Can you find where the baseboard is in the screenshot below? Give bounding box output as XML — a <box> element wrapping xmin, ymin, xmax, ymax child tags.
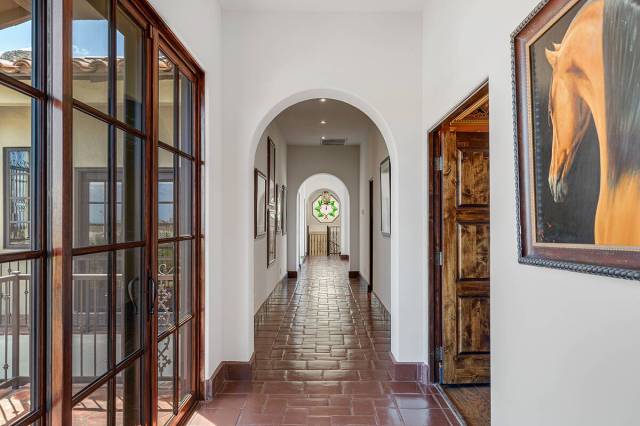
<box><xmin>204</xmin><ymin>354</ymin><xmax>255</xmax><ymax>399</ymax></box>
<box><xmin>389</xmin><ymin>353</ymin><xmax>430</xmax><ymax>386</ymax></box>
<box><xmin>340</xmin><ymin>254</ymin><xmax>349</xmax><ymax>261</ymax></box>
<box><xmin>254</xmin><ymin>273</ymin><xmax>288</xmax><ymax>317</ymax></box>
<box><xmin>287</xmin><ymin>270</ymin><xmax>297</xmax><ymax>278</ymax></box>
<box><xmin>348</xmin><ymin>270</ymin><xmax>359</xmax><ymax>278</ymax></box>
<box><xmin>367</xmin><ymin>289</ymin><xmax>430</xmax><ymax>387</ymax></box>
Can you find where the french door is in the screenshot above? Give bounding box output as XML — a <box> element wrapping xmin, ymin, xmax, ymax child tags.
<box><xmin>0</xmin><ymin>0</ymin><xmax>203</xmax><ymax>424</ymax></box>
<box><xmin>152</xmin><ymin>41</ymin><xmax>201</xmax><ymax>426</ymax></box>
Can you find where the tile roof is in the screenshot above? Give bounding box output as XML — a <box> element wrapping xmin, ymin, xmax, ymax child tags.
<box><xmin>0</xmin><ymin>50</ymin><xmax>174</xmax><ymax>77</ymax></box>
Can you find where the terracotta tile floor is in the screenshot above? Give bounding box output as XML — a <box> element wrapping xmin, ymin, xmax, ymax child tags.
<box><xmin>189</xmin><ymin>257</ymin><xmax>461</xmax><ymax>426</ymax></box>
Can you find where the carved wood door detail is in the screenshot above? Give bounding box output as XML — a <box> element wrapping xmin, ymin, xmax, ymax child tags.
<box><xmin>441</xmin><ymin>128</ymin><xmax>490</xmax><ymax>384</ymax></box>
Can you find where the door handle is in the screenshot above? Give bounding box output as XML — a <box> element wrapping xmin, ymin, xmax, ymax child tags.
<box><xmin>148</xmin><ymin>276</ymin><xmax>157</xmax><ymax>315</ymax></box>
<box><xmin>127</xmin><ymin>277</ymin><xmax>139</xmax><ymax>314</ymax></box>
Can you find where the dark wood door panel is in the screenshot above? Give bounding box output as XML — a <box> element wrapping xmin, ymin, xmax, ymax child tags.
<box><xmin>456</xmin><ymin>222</ymin><xmax>490</xmax><ymax>280</ymax></box>
<box><xmin>457</xmin><ymin>296</ymin><xmax>490</xmax><ymax>354</ymax></box>
<box><xmin>442</xmin><ymin>121</ymin><xmax>491</xmax><ymax>384</ymax></box>
<box><xmin>457</xmin><ymin>149</ymin><xmax>489</xmax><ymax>208</ymax></box>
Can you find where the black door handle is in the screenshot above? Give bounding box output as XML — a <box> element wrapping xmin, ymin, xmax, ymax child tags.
<box><xmin>149</xmin><ymin>276</ymin><xmax>157</xmax><ymax>315</ymax></box>
<box><xmin>127</xmin><ymin>277</ymin><xmax>139</xmax><ymax>314</ymax></box>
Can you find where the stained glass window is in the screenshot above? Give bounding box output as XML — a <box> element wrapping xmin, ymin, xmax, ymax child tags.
<box><xmin>312</xmin><ymin>191</ymin><xmax>340</xmax><ymax>223</ymax></box>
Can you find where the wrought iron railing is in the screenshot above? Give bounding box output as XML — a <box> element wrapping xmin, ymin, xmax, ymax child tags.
<box><xmin>0</xmin><ymin>265</ymin><xmax>30</xmax><ymax>389</ymax></box>
<box><xmin>328</xmin><ymin>226</ymin><xmax>340</xmax><ymax>255</ymax></box>
<box><xmin>0</xmin><ymin>261</ymin><xmax>176</xmax><ymax>390</ymax></box>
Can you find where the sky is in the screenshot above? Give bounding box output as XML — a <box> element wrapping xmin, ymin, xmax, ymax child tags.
<box><xmin>1</xmin><ymin>20</ymin><xmax>124</xmax><ymax>57</ymax></box>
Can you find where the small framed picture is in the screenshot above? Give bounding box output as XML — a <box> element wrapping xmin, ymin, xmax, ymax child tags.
<box><xmin>276</xmin><ymin>184</ymin><xmax>282</xmax><ymax>233</ymax></box>
<box><xmin>380</xmin><ymin>156</ymin><xmax>391</xmax><ymax>237</ymax></box>
<box><xmin>254</xmin><ymin>169</ymin><xmax>267</xmax><ymax>238</ymax></box>
<box><xmin>281</xmin><ymin>185</ymin><xmax>287</xmax><ymax>235</ymax></box>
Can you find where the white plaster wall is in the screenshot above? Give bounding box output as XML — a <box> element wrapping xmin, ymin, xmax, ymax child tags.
<box><xmin>286</xmin><ymin>146</ymin><xmax>359</xmax><ymax>272</ymax></box>
<box><xmin>147</xmin><ymin>0</ymin><xmax>223</xmax><ymax>378</ymax></box>
<box><xmin>253</xmin><ymin>122</ymin><xmax>288</xmax><ymax>313</ymax></box>
<box><xmin>223</xmin><ymin>11</ymin><xmax>424</xmax><ymax>362</ymax></box>
<box><xmin>359</xmin><ymin>126</ymin><xmax>391</xmax><ymax>311</ymax></box>
<box><xmin>423</xmin><ymin>1</ymin><xmax>640</xmax><ymax>424</ymax></box>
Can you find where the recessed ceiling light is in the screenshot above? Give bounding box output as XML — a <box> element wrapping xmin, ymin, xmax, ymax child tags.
<box><xmin>319</xmin><ymin>98</ymin><xmax>327</xmax><ymax>102</ymax></box>
<box><xmin>321</xmin><ymin>136</ymin><xmax>326</xmax><ymax>140</ymax></box>
<box><xmin>320</xmin><ymin>120</ymin><xmax>327</xmax><ymax>125</ymax></box>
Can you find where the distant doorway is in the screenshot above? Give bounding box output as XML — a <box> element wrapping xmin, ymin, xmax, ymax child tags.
<box><xmin>428</xmin><ymin>82</ymin><xmax>490</xmax><ymax>425</ymax></box>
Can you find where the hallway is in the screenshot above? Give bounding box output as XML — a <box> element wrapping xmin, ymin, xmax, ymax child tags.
<box><xmin>188</xmin><ymin>257</ymin><xmax>460</xmax><ymax>425</ymax></box>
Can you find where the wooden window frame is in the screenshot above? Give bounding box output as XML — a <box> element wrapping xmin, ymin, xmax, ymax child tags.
<box><xmin>0</xmin><ymin>0</ymin><xmax>47</xmax><ymax>423</ymax></box>
<box><xmin>0</xmin><ymin>0</ymin><xmax>207</xmax><ymax>425</ymax></box>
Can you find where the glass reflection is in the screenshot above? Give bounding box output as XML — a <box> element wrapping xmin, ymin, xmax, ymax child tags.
<box><xmin>158</xmin><ymin>51</ymin><xmax>175</xmax><ymax>146</ymax></box>
<box><xmin>72</xmin><ymin>0</ymin><xmax>109</xmax><ymax>111</ymax></box>
<box><xmin>116</xmin><ymin>7</ymin><xmax>144</xmax><ymax>130</ymax></box>
<box><xmin>157</xmin><ymin>334</ymin><xmax>174</xmax><ymax>425</ymax></box>
<box><xmin>0</xmin><ymin>260</ymin><xmax>35</xmax><ymax>424</ymax></box>
<box><xmin>0</xmin><ymin>85</ymin><xmax>34</xmax><ymax>254</ymax></box>
<box><xmin>72</xmin><ymin>252</ymin><xmax>110</xmax><ymax>393</ymax></box>
<box><xmin>0</xmin><ymin>0</ymin><xmax>33</xmax><ymax>85</ymax></box>
<box><xmin>72</xmin><ymin>109</ymin><xmax>109</xmax><ymax>247</ymax></box>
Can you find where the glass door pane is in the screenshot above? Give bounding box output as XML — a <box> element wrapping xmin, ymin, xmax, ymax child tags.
<box><xmin>70</xmin><ymin>2</ymin><xmax>147</xmax><ymax>424</ymax></box>
<box><xmin>154</xmin><ymin>48</ymin><xmax>197</xmax><ymax>424</ymax></box>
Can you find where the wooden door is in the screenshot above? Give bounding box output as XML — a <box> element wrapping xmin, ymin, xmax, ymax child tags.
<box><xmin>441</xmin><ymin>127</ymin><xmax>490</xmax><ymax>384</ymax></box>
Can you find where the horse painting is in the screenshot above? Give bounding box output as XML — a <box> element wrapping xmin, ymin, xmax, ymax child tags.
<box><xmin>545</xmin><ymin>0</ymin><xmax>640</xmax><ymax>246</ymax></box>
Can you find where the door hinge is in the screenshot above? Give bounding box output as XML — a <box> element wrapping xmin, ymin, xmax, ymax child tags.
<box><xmin>434</xmin><ymin>156</ymin><xmax>443</xmax><ymax>171</ymax></box>
<box><xmin>436</xmin><ymin>251</ymin><xmax>443</xmax><ymax>266</ymax></box>
<box><xmin>435</xmin><ymin>346</ymin><xmax>444</xmax><ymax>362</ymax></box>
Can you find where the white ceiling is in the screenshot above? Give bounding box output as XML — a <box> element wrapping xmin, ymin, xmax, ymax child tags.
<box><xmin>219</xmin><ymin>0</ymin><xmax>425</xmax><ymax>12</ymax></box>
<box><xmin>274</xmin><ymin>99</ymin><xmax>374</xmax><ymax>146</ymax></box>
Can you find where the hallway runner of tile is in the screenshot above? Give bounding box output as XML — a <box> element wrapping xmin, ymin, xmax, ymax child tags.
<box><xmin>189</xmin><ymin>256</ymin><xmax>462</xmax><ymax>425</ymax></box>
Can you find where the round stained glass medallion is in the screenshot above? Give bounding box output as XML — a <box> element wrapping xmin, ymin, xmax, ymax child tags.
<box><xmin>312</xmin><ymin>191</ymin><xmax>340</xmax><ymax>223</ymax></box>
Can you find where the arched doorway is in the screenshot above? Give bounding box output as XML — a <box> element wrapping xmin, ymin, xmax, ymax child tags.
<box><xmin>296</xmin><ymin>174</ymin><xmax>350</xmax><ymax>265</ymax></box>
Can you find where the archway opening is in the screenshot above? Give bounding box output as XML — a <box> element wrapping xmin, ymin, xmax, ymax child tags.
<box><xmin>251</xmin><ymin>96</ymin><xmax>393</xmax><ymax>320</ymax></box>
<box><xmin>297</xmin><ymin>174</ymin><xmax>350</xmax><ymax>264</ymax></box>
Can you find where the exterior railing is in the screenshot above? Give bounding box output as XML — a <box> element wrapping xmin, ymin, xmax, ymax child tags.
<box><xmin>328</xmin><ymin>226</ymin><xmax>340</xmax><ymax>255</ymax></box>
<box><xmin>0</xmin><ymin>267</ymin><xmax>30</xmax><ymax>389</ymax></box>
<box><xmin>0</xmin><ymin>262</ymin><xmax>176</xmax><ymax>389</ymax></box>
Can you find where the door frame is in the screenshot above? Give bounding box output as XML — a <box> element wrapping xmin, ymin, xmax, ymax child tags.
<box><xmin>368</xmin><ymin>179</ymin><xmax>374</xmax><ymax>293</ymax></box>
<box><xmin>427</xmin><ymin>80</ymin><xmax>489</xmax><ymax>384</ymax></box>
<box><xmin>43</xmin><ymin>0</ymin><xmax>206</xmax><ymax>423</ymax></box>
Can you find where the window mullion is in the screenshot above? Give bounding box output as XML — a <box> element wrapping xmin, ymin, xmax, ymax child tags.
<box><xmin>107</xmin><ymin>1</ymin><xmax>117</xmax><ymax>425</ymax></box>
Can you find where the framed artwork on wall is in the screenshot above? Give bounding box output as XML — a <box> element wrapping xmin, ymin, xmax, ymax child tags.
<box><xmin>280</xmin><ymin>185</ymin><xmax>287</xmax><ymax>235</ymax></box>
<box><xmin>267</xmin><ymin>205</ymin><xmax>277</xmax><ymax>266</ymax></box>
<box><xmin>380</xmin><ymin>157</ymin><xmax>391</xmax><ymax>237</ymax></box>
<box><xmin>512</xmin><ymin>0</ymin><xmax>640</xmax><ymax>279</ymax></box>
<box><xmin>254</xmin><ymin>169</ymin><xmax>267</xmax><ymax>238</ymax></box>
<box><xmin>268</xmin><ymin>137</ymin><xmax>276</xmax><ymax>206</ymax></box>
<box><xmin>266</xmin><ymin>137</ymin><xmax>277</xmax><ymax>265</ymax></box>
<box><xmin>276</xmin><ymin>184</ymin><xmax>282</xmax><ymax>233</ymax></box>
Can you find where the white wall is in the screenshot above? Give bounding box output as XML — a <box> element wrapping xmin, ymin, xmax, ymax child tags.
<box><xmin>147</xmin><ymin>0</ymin><xmax>223</xmax><ymax>378</ymax></box>
<box><xmin>222</xmin><ymin>11</ymin><xmax>424</xmax><ymax>361</ymax></box>
<box><xmin>359</xmin><ymin>126</ymin><xmax>391</xmax><ymax>311</ymax></box>
<box><xmin>423</xmin><ymin>1</ymin><xmax>640</xmax><ymax>425</ymax></box>
<box><xmin>286</xmin><ymin>146</ymin><xmax>359</xmax><ymax>272</ymax></box>
<box><xmin>253</xmin><ymin>122</ymin><xmax>288</xmax><ymax>313</ymax></box>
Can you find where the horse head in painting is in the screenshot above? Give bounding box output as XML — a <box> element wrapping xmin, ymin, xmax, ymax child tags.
<box><xmin>544</xmin><ymin>0</ymin><xmax>640</xmax><ymax>245</ymax></box>
<box><xmin>545</xmin><ymin>42</ymin><xmax>592</xmax><ymax>203</ymax></box>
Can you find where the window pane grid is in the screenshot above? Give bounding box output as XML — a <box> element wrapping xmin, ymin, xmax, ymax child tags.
<box><xmin>0</xmin><ymin>40</ymin><xmax>44</xmax><ymax>422</ymax></box>
<box><xmin>0</xmin><ymin>0</ymin><xmax>203</xmax><ymax>423</ymax></box>
<box><xmin>155</xmin><ymin>45</ymin><xmax>196</xmax><ymax>419</ymax></box>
